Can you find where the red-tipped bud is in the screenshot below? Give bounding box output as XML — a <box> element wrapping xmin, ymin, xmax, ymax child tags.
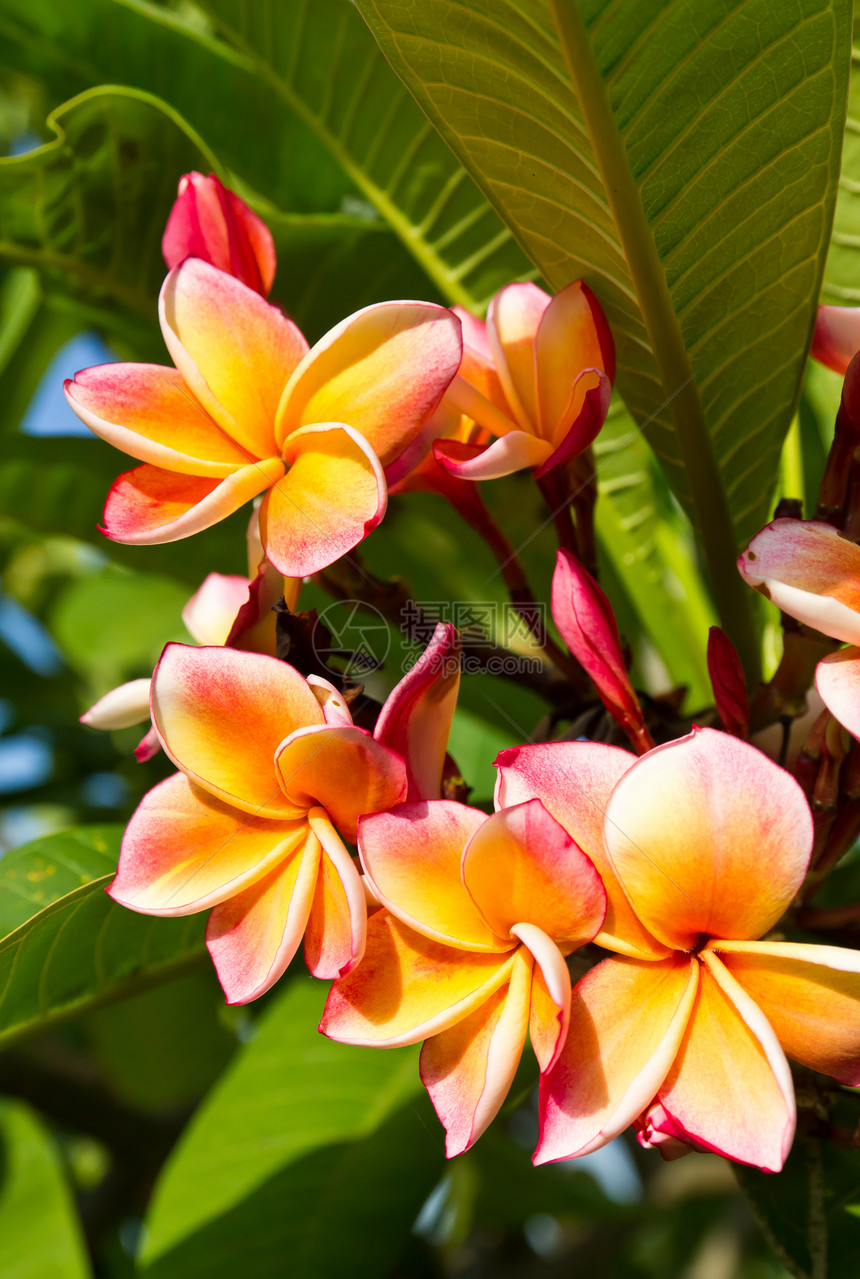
<box><xmin>375</xmin><ymin>624</ymin><xmax>461</xmax><ymax>801</ymax></box>
<box><xmin>551</xmin><ymin>550</ymin><xmax>653</xmax><ymax>753</ymax></box>
<box><xmin>707</xmin><ymin>626</ymin><xmax>749</xmax><ymax>738</ymax></box>
<box><xmin>811</xmin><ymin>305</ymin><xmax>860</xmax><ymax>376</ymax></box>
<box><xmin>162</xmin><ymin>172</ymin><xmax>276</xmax><ymax>296</ymax></box>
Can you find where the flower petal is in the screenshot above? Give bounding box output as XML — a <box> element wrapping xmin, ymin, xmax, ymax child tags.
<box><xmin>162</xmin><ymin>172</ymin><xmax>277</xmax><ymax>296</ymax></box>
<box><xmin>486</xmin><ymin>283</ymin><xmax>550</xmax><ymax>432</ymax></box>
<box><xmin>535</xmin><ymin>954</ymin><xmax>698</xmax><ymax>1164</ymax></box>
<box><xmin>81</xmin><ymin>678</ymin><xmax>152</xmax><ymax>730</ymax></box>
<box><xmin>535</xmin><ymin>280</ymin><xmax>614</xmax><ymax>437</ymax></box>
<box><xmin>302</xmin><ymin>809</ymin><xmax>367</xmax><ymax>979</ymax></box>
<box><xmin>65</xmin><ymin>364</ymin><xmax>249</xmax><ymax>474</ymax></box>
<box><xmin>182</xmin><ymin>573</ymin><xmax>251</xmax><ymax>646</ymax></box>
<box><xmin>712</xmin><ymin>940</ymin><xmax>860</xmax><ymax>1085</ymax></box>
<box><xmin>535</xmin><ymin>370</ymin><xmax>612</xmax><ymax>477</ymax></box>
<box><xmin>205</xmin><ymin>826</ymin><xmax>320</xmax><ymax>1003</ymax></box>
<box><xmin>151</xmin><ymin>643</ymin><xmax>323</xmax><ymax>818</ymax></box>
<box><xmin>320</xmin><ymin>910</ymin><xmax>514</xmax><ymax>1046</ymax></box>
<box><xmin>102</xmin><ymin>459</ymin><xmax>284</xmax><ymax>546</ymax></box>
<box><xmin>110</xmin><ymin>772</ymin><xmax>307</xmax><ymax>915</ymax></box>
<box><xmin>433</xmin><ymin>431</ymin><xmax>553</xmax><ymax>480</ymax></box>
<box><xmin>463</xmin><ymin>800</ymin><xmax>605</xmax><ymax>950</ymax></box>
<box><xmin>421</xmin><ymin>946</ymin><xmax>533</xmax><ymax>1156</ymax></box>
<box><xmin>358</xmin><ymin>801</ymin><xmax>504</xmax><ymax>951</ymax></box>
<box><xmin>374</xmin><ymin>623</ymin><xmax>461</xmax><ymax>801</ymax></box>
<box><xmin>657</xmin><ymin>952</ymin><xmax>795</xmax><ymax>1172</ymax></box>
<box><xmin>495</xmin><ymin>742</ymin><xmax>666</xmax><ymax>959</ymax></box>
<box><xmin>275</xmin><ymin>724</ymin><xmax>406</xmax><ymax>842</ymax></box>
<box><xmin>602</xmin><ymin>727</ymin><xmax>813</xmax><ymax>951</ymax></box>
<box><xmin>160</xmin><ymin>259</ymin><xmax>307</xmax><ymax>458</ymax></box>
<box><xmin>816</xmin><ymin>648</ymin><xmax>860</xmax><ymax>741</ymax></box>
<box><xmin>738</xmin><ymin>519</ymin><xmax>860</xmax><ymax>644</ymax></box>
<box><xmin>512</xmin><ymin>922</ymin><xmax>571</xmax><ymax>1073</ymax></box>
<box><xmin>259</xmin><ymin>422</ymin><xmax>386</xmax><ymax>576</ymax></box>
<box><xmin>277</xmin><ymin>301</ymin><xmax>462</xmax><ymax>466</ymax></box>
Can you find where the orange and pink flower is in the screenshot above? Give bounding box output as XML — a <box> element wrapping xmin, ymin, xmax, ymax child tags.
<box><xmin>497</xmin><ymin>727</ymin><xmax>860</xmax><ymax>1172</ymax></box>
<box><xmin>64</xmin><ymin>259</ymin><xmax>462</xmax><ymax>577</ymax></box>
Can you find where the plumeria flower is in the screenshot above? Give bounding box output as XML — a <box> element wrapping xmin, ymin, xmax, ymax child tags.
<box><xmin>738</xmin><ymin>519</ymin><xmax>860</xmax><ymax>738</ymax></box>
<box><xmin>162</xmin><ymin>171</ymin><xmax>276</xmax><ymax>297</ymax></box>
<box><xmin>430</xmin><ymin>281</ymin><xmax>614</xmax><ymax>481</ymax></box>
<box><xmin>497</xmin><ymin>728</ymin><xmax>860</xmax><ymax>1172</ymax></box>
<box><xmin>64</xmin><ymin>258</ymin><xmax>462</xmax><ymax>576</ymax></box>
<box><xmin>320</xmin><ymin>797</ymin><xmax>606</xmax><ymax>1156</ymax></box>
<box><xmin>109</xmin><ymin>644</ymin><xmax>407</xmax><ymax>1003</ymax></box>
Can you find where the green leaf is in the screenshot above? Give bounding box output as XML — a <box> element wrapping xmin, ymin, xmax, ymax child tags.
<box><xmin>0</xmin><ymin>1100</ymin><xmax>92</xmax><ymax>1279</ymax></box>
<box><xmin>357</xmin><ymin>0</ymin><xmax>851</xmax><ymax>673</ymax></box>
<box><xmin>822</xmin><ymin>9</ymin><xmax>860</xmax><ymax>303</ymax></box>
<box><xmin>736</xmin><ymin>1122</ymin><xmax>860</xmax><ymax>1279</ymax></box>
<box><xmin>0</xmin><ymin>826</ymin><xmax>206</xmax><ymax>1050</ymax></box>
<box><xmin>141</xmin><ymin>978</ymin><xmax>445</xmax><ymax>1279</ymax></box>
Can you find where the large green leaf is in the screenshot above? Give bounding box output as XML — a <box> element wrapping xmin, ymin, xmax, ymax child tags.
<box><xmin>823</xmin><ymin>9</ymin><xmax>860</xmax><ymax>303</ymax></box>
<box><xmin>0</xmin><ymin>826</ymin><xmax>205</xmax><ymax>1049</ymax></box>
<box><xmin>141</xmin><ymin>978</ymin><xmax>444</xmax><ymax>1279</ymax></box>
<box><xmin>357</xmin><ymin>0</ymin><xmax>851</xmax><ymax>671</ymax></box>
<box><xmin>0</xmin><ymin>1101</ymin><xmax>92</xmax><ymax>1279</ymax></box>
<box><xmin>0</xmin><ymin>0</ymin><xmax>532</xmax><ymax>316</ymax></box>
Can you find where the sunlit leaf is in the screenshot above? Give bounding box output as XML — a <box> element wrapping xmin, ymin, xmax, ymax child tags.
<box><xmin>822</xmin><ymin>9</ymin><xmax>860</xmax><ymax>304</ymax></box>
<box><xmin>0</xmin><ymin>826</ymin><xmax>206</xmax><ymax>1049</ymax></box>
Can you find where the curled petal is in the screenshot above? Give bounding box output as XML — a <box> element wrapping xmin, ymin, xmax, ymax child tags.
<box><xmin>421</xmin><ymin>946</ymin><xmax>533</xmax><ymax>1156</ymax></box>
<box><xmin>259</xmin><ymin>423</ymin><xmax>386</xmax><ymax>577</ymax></box>
<box><xmin>182</xmin><ymin>573</ymin><xmax>252</xmax><ymax>646</ymax></box>
<box><xmin>534</xmin><ymin>370</ymin><xmax>611</xmax><ymax>477</ymax></box>
<box><xmin>602</xmin><ymin>728</ymin><xmax>813</xmax><ymax>951</ymax></box>
<box><xmin>151</xmin><ymin>643</ymin><xmax>323</xmax><ymax>818</ymax></box>
<box><xmin>433</xmin><ymin>431</ymin><xmax>553</xmax><ymax>479</ymax></box>
<box><xmin>358</xmin><ymin>802</ymin><xmax>503</xmax><ymax>951</ymax></box>
<box><xmin>535</xmin><ymin>955</ymin><xmax>698</xmax><ymax>1165</ymax></box>
<box><xmin>307</xmin><ymin>676</ymin><xmax>354</xmax><ymax>727</ymax></box>
<box><xmin>160</xmin><ymin>259</ymin><xmax>308</xmax><ymax>459</ymax></box>
<box><xmin>64</xmin><ymin>364</ymin><xmax>248</xmax><ymax>474</ymax></box>
<box><xmin>811</xmin><ymin>305</ymin><xmax>860</xmax><ymax>375</ymax></box>
<box><xmin>110</xmin><ymin>772</ymin><xmax>307</xmax><ymax>916</ymax></box>
<box><xmin>224</xmin><ymin>559</ymin><xmax>285</xmax><ymax>657</ymax></box>
<box><xmin>205</xmin><ymin>827</ymin><xmax>320</xmax><ymax>1003</ymax></box>
<box><xmin>275</xmin><ymin>725</ymin><xmax>406</xmax><ymax>842</ymax></box>
<box><xmin>463</xmin><ymin>800</ymin><xmax>605</xmax><ymax>951</ymax></box>
<box><xmin>303</xmin><ymin>809</ymin><xmax>367</xmax><ymax>979</ymax></box>
<box><xmin>320</xmin><ymin>910</ymin><xmax>514</xmax><ymax>1047</ymax></box>
<box><xmin>816</xmin><ymin>648</ymin><xmax>860</xmax><ymax>741</ymax></box>
<box><xmin>512</xmin><ymin>922</ymin><xmax>571</xmax><ymax>1073</ymax></box>
<box><xmin>101</xmin><ymin>459</ymin><xmax>284</xmax><ymax>546</ymax></box>
<box><xmin>495</xmin><ymin>742</ymin><xmax>666</xmax><ymax>960</ymax></box>
<box><xmin>713</xmin><ymin>940</ymin><xmax>860</xmax><ymax>1086</ymax></box>
<box><xmin>81</xmin><ymin>678</ymin><xmax>151</xmax><ymax>730</ymax></box>
<box><xmin>738</xmin><ymin>519</ymin><xmax>860</xmax><ymax>645</ymax></box>
<box><xmin>657</xmin><ymin>952</ymin><xmax>795</xmax><ymax>1173</ymax></box>
<box><xmin>162</xmin><ymin>172</ymin><xmax>277</xmax><ymax>295</ymax></box>
<box><xmin>375</xmin><ymin>623</ymin><xmax>461</xmax><ymax>801</ymax></box>
<box><xmin>278</xmin><ymin>301</ymin><xmax>462</xmax><ymax>466</ymax></box>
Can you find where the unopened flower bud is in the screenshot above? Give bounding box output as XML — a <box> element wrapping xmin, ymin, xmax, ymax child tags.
<box><xmin>162</xmin><ymin>172</ymin><xmax>276</xmax><ymax>296</ymax></box>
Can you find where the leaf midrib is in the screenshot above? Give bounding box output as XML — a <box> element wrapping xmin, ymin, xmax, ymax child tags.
<box><xmin>549</xmin><ymin>0</ymin><xmax>760</xmax><ymax>679</ymax></box>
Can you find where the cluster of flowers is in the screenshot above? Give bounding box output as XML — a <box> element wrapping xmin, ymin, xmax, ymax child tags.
<box><xmin>74</xmin><ymin>174</ymin><xmax>860</xmax><ymax>1174</ymax></box>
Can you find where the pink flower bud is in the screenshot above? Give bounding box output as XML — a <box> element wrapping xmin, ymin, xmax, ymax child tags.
<box><xmin>707</xmin><ymin>626</ymin><xmax>749</xmax><ymax>738</ymax></box>
<box><xmin>812</xmin><ymin>305</ymin><xmax>860</xmax><ymax>376</ymax></box>
<box><xmin>162</xmin><ymin>172</ymin><xmax>276</xmax><ymax>296</ymax></box>
<box><xmin>551</xmin><ymin>550</ymin><xmax>653</xmax><ymax>753</ymax></box>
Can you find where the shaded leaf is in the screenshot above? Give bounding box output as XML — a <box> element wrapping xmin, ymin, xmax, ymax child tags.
<box><xmin>822</xmin><ymin>9</ymin><xmax>860</xmax><ymax>303</ymax></box>
<box><xmin>142</xmin><ymin>978</ymin><xmax>445</xmax><ymax>1279</ymax></box>
<box><xmin>0</xmin><ymin>826</ymin><xmax>206</xmax><ymax>1049</ymax></box>
<box><xmin>0</xmin><ymin>1100</ymin><xmax>91</xmax><ymax>1279</ymax></box>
